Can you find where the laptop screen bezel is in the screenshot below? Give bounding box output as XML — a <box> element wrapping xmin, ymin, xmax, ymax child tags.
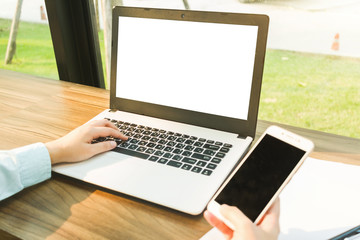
<box><xmin>110</xmin><ymin>6</ymin><xmax>269</xmax><ymax>138</ymax></box>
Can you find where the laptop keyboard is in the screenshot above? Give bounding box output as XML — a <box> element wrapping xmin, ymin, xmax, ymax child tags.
<box><xmin>93</xmin><ymin>118</ymin><xmax>233</xmax><ymax>176</ymax></box>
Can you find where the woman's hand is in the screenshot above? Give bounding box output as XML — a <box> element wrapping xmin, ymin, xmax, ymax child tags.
<box><xmin>204</xmin><ymin>198</ymin><xmax>280</xmax><ymax>240</ymax></box>
<box><xmin>46</xmin><ymin>119</ymin><xmax>127</xmax><ymax>165</ymax></box>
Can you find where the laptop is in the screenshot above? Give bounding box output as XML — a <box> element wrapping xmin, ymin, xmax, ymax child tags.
<box><xmin>53</xmin><ymin>6</ymin><xmax>269</xmax><ymax>215</ymax></box>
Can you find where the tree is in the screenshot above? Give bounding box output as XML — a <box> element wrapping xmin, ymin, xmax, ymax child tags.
<box><xmin>5</xmin><ymin>0</ymin><xmax>23</xmax><ymax>64</ymax></box>
<box><xmin>183</xmin><ymin>0</ymin><xmax>190</xmax><ymax>10</ymax></box>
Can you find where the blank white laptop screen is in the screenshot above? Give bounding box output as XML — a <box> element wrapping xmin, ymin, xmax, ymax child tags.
<box><xmin>116</xmin><ymin>16</ymin><xmax>258</xmax><ymax>120</ymax></box>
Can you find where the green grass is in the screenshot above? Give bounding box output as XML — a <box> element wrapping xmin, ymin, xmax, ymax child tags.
<box><xmin>1</xmin><ymin>19</ymin><xmax>359</xmax><ymax>138</ymax></box>
<box><xmin>0</xmin><ymin>19</ymin><xmax>58</xmax><ymax>79</ymax></box>
<box><xmin>260</xmin><ymin>50</ymin><xmax>360</xmax><ymax>138</ymax></box>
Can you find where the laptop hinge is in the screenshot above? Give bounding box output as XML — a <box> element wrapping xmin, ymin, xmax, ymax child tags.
<box><xmin>109</xmin><ymin>109</ymin><xmax>117</xmax><ymax>113</ymax></box>
<box><xmin>237</xmin><ymin>134</ymin><xmax>245</xmax><ymax>139</ymax></box>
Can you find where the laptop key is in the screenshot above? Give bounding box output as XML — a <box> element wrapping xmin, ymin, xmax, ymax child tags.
<box><xmin>203</xmin><ymin>149</ymin><xmax>215</xmax><ymax>156</ymax></box>
<box><xmin>146</xmin><ymin>142</ymin><xmax>156</xmax><ymax>148</ymax></box>
<box><xmin>201</xmin><ymin>169</ymin><xmax>213</xmax><ymax>176</ymax></box>
<box><xmin>196</xmin><ymin>161</ymin><xmax>207</xmax><ymax>167</ymax></box>
<box><xmin>194</xmin><ymin>147</ymin><xmax>204</xmax><ymax>153</ymax></box>
<box><xmin>175</xmin><ymin>143</ymin><xmax>185</xmax><ymax>149</ymax></box>
<box><xmin>109</xmin><ymin>120</ymin><xmax>227</xmax><ymax>175</ymax></box>
<box><xmin>215</xmin><ymin>152</ymin><xmax>226</xmax><ymax>158</ymax></box>
<box><xmin>145</xmin><ymin>149</ymin><xmax>155</xmax><ymax>154</ymax></box>
<box><xmin>206</xmin><ymin>163</ymin><xmax>217</xmax><ymax>170</ymax></box>
<box><xmin>119</xmin><ymin>125</ymin><xmax>128</xmax><ymax>130</ymax></box>
<box><xmin>155</xmin><ymin>144</ymin><xmax>164</xmax><ymax>150</ymax></box>
<box><xmin>159</xmin><ymin>134</ymin><xmax>168</xmax><ymax>139</ymax></box>
<box><xmin>182</xmin><ymin>157</ymin><xmax>196</xmax><ymax>164</ymax></box>
<box><xmin>164</xmin><ymin>147</ymin><xmax>174</xmax><ymax>152</ymax></box>
<box><xmin>224</xmin><ymin>143</ymin><xmax>233</xmax><ymax>148</ymax></box>
<box><xmin>124</xmin><ymin>132</ymin><xmax>134</xmax><ymax>137</ymax></box>
<box><xmin>154</xmin><ymin>150</ymin><xmax>164</xmax><ymax>156</ymax></box>
<box><xmin>112</xmin><ymin>147</ymin><xmax>150</xmax><ymax>160</ymax></box>
<box><xmin>167</xmin><ymin>160</ymin><xmax>182</xmax><ymax>168</ymax></box>
<box><xmin>151</xmin><ymin>132</ymin><xmax>160</xmax><ymax>137</ymax></box>
<box><xmin>220</xmin><ymin>147</ymin><xmax>230</xmax><ymax>153</ymax></box>
<box><xmin>181</xmin><ymin>164</ymin><xmax>192</xmax><ymax>170</ymax></box>
<box><xmin>163</xmin><ymin>153</ymin><xmax>173</xmax><ymax>159</ymax></box>
<box><xmin>203</xmin><ymin>144</ymin><xmax>220</xmax><ymax>151</ymax></box>
<box><xmin>127</xmin><ymin>127</ymin><xmax>135</xmax><ymax>132</ymax></box>
<box><xmin>96</xmin><ymin>137</ymin><xmax>107</xmax><ymax>142</ymax></box>
<box><xmin>119</xmin><ymin>142</ymin><xmax>130</xmax><ymax>148</ymax></box>
<box><xmin>138</xmin><ymin>141</ymin><xmax>147</xmax><ymax>146</ymax></box>
<box><xmin>135</xmin><ymin>128</ymin><xmax>143</xmax><ymax>133</ymax></box>
<box><xmin>167</xmin><ymin>141</ymin><xmax>176</xmax><ymax>147</ymax></box>
<box><xmin>133</xmin><ymin>134</ymin><xmax>142</xmax><ymax>139</ymax></box>
<box><xmin>142</xmin><ymin>136</ymin><xmax>151</xmax><ymax>141</ymax></box>
<box><xmin>173</xmin><ymin>149</ymin><xmax>182</xmax><ymax>154</ymax></box>
<box><xmin>129</xmin><ymin>139</ymin><xmax>139</xmax><ymax>144</ymax></box>
<box><xmin>128</xmin><ymin>144</ymin><xmax>138</xmax><ymax>150</ymax></box>
<box><xmin>211</xmin><ymin>158</ymin><xmax>222</xmax><ymax>164</ymax></box>
<box><xmin>176</xmin><ymin>138</ymin><xmax>185</xmax><ymax>143</ymax></box>
<box><xmin>137</xmin><ymin>146</ymin><xmax>146</xmax><ymax>152</ymax></box>
<box><xmin>191</xmin><ymin>167</ymin><xmax>202</xmax><ymax>173</ymax></box>
<box><xmin>182</xmin><ymin>151</ymin><xmax>192</xmax><ymax>157</ymax></box>
<box><xmin>115</xmin><ymin>139</ymin><xmax>124</xmax><ymax>145</ymax></box>
<box><xmin>150</xmin><ymin>137</ymin><xmax>159</xmax><ymax>142</ymax></box>
<box><xmin>184</xmin><ymin>145</ymin><xmax>194</xmax><ymax>151</ymax></box>
<box><xmin>149</xmin><ymin>156</ymin><xmax>159</xmax><ymax>161</ymax></box>
<box><xmin>172</xmin><ymin>155</ymin><xmax>182</xmax><ymax>161</ymax></box>
<box><xmin>167</xmin><ymin>136</ymin><xmax>176</xmax><ymax>141</ymax></box>
<box><xmin>158</xmin><ymin>158</ymin><xmax>168</xmax><ymax>164</ymax></box>
<box><xmin>192</xmin><ymin>153</ymin><xmax>211</xmax><ymax>161</ymax></box>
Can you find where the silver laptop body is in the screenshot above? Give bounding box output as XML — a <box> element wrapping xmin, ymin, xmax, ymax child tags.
<box><xmin>53</xmin><ymin>6</ymin><xmax>269</xmax><ymax>215</ymax></box>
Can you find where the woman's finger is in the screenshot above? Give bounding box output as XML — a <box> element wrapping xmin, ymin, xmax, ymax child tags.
<box><xmin>204</xmin><ymin>210</ymin><xmax>233</xmax><ymax>239</ymax></box>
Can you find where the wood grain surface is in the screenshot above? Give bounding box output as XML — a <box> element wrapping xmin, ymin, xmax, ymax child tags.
<box><xmin>0</xmin><ymin>69</ymin><xmax>359</xmax><ymax>239</ymax></box>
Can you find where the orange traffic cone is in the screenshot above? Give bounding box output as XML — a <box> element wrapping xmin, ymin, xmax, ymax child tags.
<box><xmin>331</xmin><ymin>33</ymin><xmax>339</xmax><ymax>51</ymax></box>
<box><xmin>40</xmin><ymin>6</ymin><xmax>47</xmax><ymax>21</ymax></box>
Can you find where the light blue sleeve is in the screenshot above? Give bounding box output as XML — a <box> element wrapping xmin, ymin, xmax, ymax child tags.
<box><xmin>0</xmin><ymin>143</ymin><xmax>52</xmax><ymax>201</ymax></box>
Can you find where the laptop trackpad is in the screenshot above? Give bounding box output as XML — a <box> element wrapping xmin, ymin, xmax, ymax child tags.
<box><xmin>52</xmin><ymin>151</ymin><xmax>212</xmax><ymax>214</ymax></box>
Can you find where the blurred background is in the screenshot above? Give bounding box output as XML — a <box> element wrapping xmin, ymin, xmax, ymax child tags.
<box><xmin>1</xmin><ymin>0</ymin><xmax>359</xmax><ymax>138</ymax></box>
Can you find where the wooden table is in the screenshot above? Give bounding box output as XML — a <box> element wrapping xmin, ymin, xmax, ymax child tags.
<box><xmin>0</xmin><ymin>69</ymin><xmax>359</xmax><ymax>239</ymax></box>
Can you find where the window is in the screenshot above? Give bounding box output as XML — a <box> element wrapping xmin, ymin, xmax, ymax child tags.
<box><xmin>0</xmin><ymin>0</ymin><xmax>58</xmax><ymax>79</ymax></box>
<box><xmin>47</xmin><ymin>0</ymin><xmax>360</xmax><ymax>139</ymax></box>
<box><xmin>109</xmin><ymin>0</ymin><xmax>360</xmax><ymax>138</ymax></box>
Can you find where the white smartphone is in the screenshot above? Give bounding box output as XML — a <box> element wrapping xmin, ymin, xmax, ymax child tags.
<box><xmin>207</xmin><ymin>125</ymin><xmax>314</xmax><ymax>229</ymax></box>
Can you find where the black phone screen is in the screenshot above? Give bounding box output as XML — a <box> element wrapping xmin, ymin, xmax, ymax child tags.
<box><xmin>214</xmin><ymin>134</ymin><xmax>306</xmax><ymax>222</ymax></box>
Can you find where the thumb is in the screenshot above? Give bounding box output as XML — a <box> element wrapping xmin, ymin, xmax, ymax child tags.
<box><xmin>90</xmin><ymin>141</ymin><xmax>117</xmax><ymax>156</ymax></box>
<box><xmin>220</xmin><ymin>205</ymin><xmax>253</xmax><ymax>231</ymax></box>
